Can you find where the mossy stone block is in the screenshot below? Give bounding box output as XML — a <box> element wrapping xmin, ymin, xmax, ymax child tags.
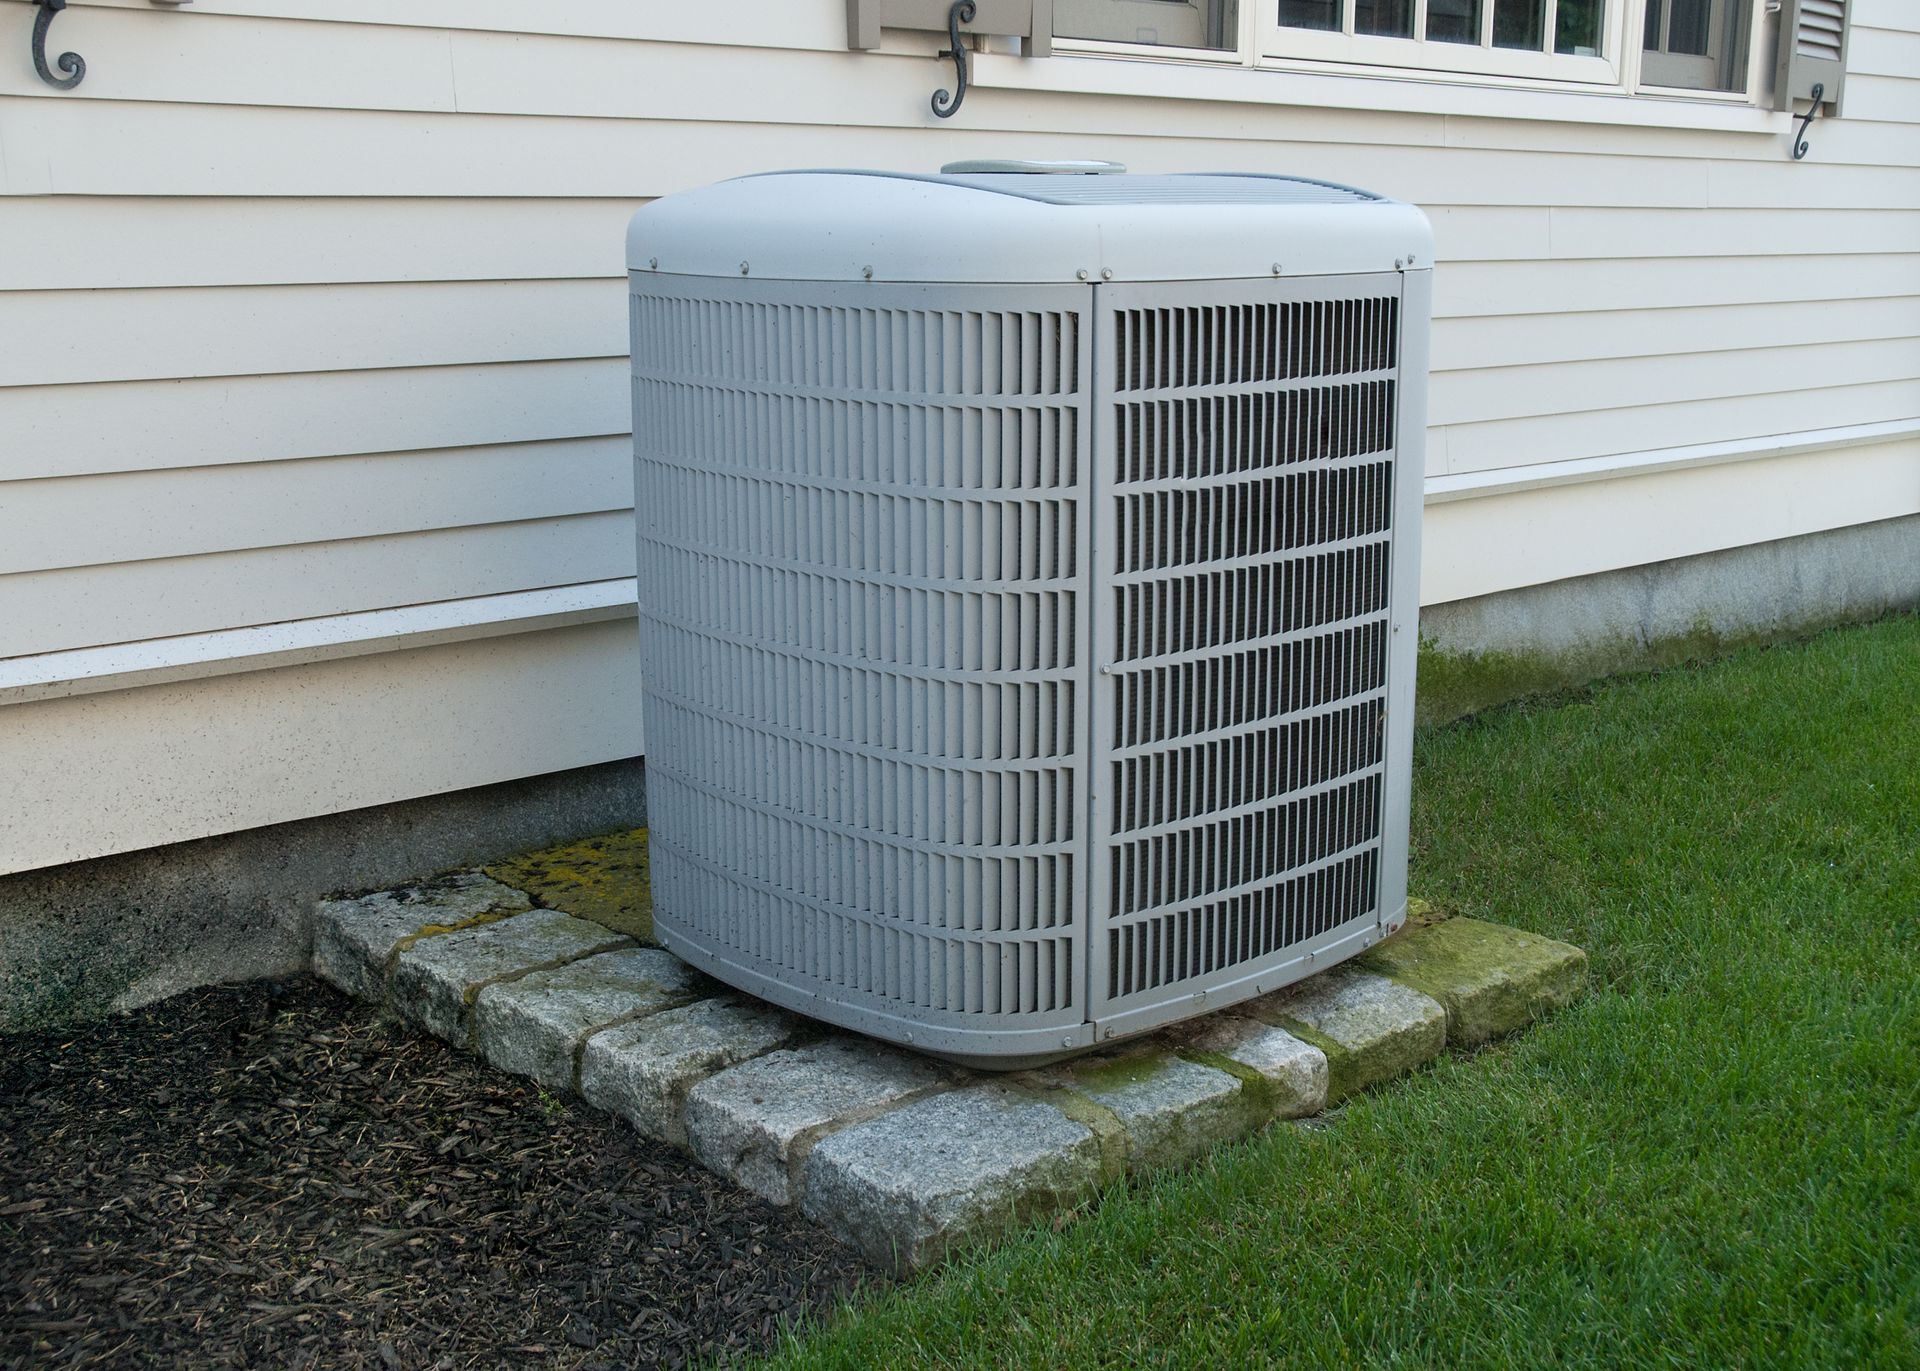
<box><xmin>1360</xmin><ymin>915</ymin><xmax>1588</xmax><ymax>1047</ymax></box>
<box><xmin>485</xmin><ymin>827</ymin><xmax>654</xmax><ymax>942</ymax></box>
<box><xmin>1248</xmin><ymin>966</ymin><xmax>1446</xmax><ymax>1103</ymax></box>
<box><xmin>1037</xmin><ymin>1050</ymin><xmax>1254</xmax><ymax>1174</ymax></box>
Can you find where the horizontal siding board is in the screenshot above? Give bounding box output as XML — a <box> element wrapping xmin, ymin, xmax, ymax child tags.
<box><xmin>0</xmin><ymin>98</ymin><xmax>1716</xmax><ymax>208</ymax></box>
<box><xmin>0</xmin><ymin>438</ymin><xmax>632</xmax><ymax>576</ymax></box>
<box><xmin>1848</xmin><ymin>26</ymin><xmax>1920</xmax><ymax>77</ymax></box>
<box><xmin>0</xmin><ymin>197</ymin><xmax>640</xmax><ymax>291</ymax></box>
<box><xmin>1546</xmin><ymin>207</ymin><xmax>1920</xmax><ymax>258</ymax></box>
<box><xmin>0</xmin><ymin>359</ymin><xmax>629</xmax><ymax>482</ymax></box>
<box><xmin>1706</xmin><ymin>157</ymin><xmax>1920</xmax><ymax>210</ymax></box>
<box><xmin>1434</xmin><ymin>253</ymin><xmax>1920</xmax><ymax>317</ymax></box>
<box><xmin>1430</xmin><ymin>336</ymin><xmax>1920</xmax><ymax>426</ymax></box>
<box><xmin>0</xmin><ymin>618</ymin><xmax>645</xmax><ymax>874</ymax></box>
<box><xmin>1837</xmin><ymin>75</ymin><xmax>1920</xmax><ymax>125</ymax></box>
<box><xmin>74</xmin><ymin>0</ymin><xmax>841</xmax><ymax>49</ymax></box>
<box><xmin>0</xmin><ymin>278</ymin><xmax>628</xmax><ymax>387</ymax></box>
<box><xmin>0</xmin><ymin>512</ymin><xmax>637</xmax><ymax>658</ymax></box>
<box><xmin>1438</xmin><ymin>380</ymin><xmax>1920</xmax><ymax>472</ymax></box>
<box><xmin>0</xmin><ymin>6</ymin><xmax>456</xmax><ymax>111</ymax></box>
<box><xmin>1431</xmin><ymin>295</ymin><xmax>1920</xmax><ymax>372</ymax></box>
<box><xmin>1441</xmin><ymin>114</ymin><xmax>1920</xmax><ymax>172</ymax></box>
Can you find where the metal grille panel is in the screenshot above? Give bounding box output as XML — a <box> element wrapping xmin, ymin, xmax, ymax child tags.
<box><xmin>1091</xmin><ymin>275</ymin><xmax>1403</xmax><ymax>1018</ymax></box>
<box><xmin>633</xmin><ymin>278</ymin><xmax>1092</xmax><ymax>1046</ymax></box>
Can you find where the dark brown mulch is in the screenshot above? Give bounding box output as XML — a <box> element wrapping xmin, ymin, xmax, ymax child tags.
<box><xmin>0</xmin><ymin>978</ymin><xmax>876</xmax><ymax>1370</ymax></box>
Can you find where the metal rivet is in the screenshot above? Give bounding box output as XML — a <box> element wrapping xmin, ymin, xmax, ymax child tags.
<box><xmin>1062</xmin><ymin>1036</ymin><xmax>1073</xmax><ymax>1047</ymax></box>
<box><xmin>1075</xmin><ymin>268</ymin><xmax>1090</xmax><ymax>281</ymax></box>
<box><xmin>1394</xmin><ymin>258</ymin><xmax>1405</xmax><ymax>270</ymax></box>
<box><xmin>647</xmin><ymin>257</ymin><xmax>658</xmax><ymax>270</ymax></box>
<box><xmin>1271</xmin><ymin>262</ymin><xmax>1283</xmax><ymax>275</ymax></box>
<box><xmin>739</xmin><ymin>261</ymin><xmax>750</xmax><ymax>275</ymax></box>
<box><xmin>1407</xmin><ymin>253</ymin><xmax>1418</xmax><ymax>264</ymax></box>
<box><xmin>1099</xmin><ymin>268</ymin><xmax>1113</xmax><ymax>281</ymax></box>
<box><xmin>1306</xmin><ymin>950</ymin><xmax>1317</xmax><ymax>962</ymax></box>
<box><xmin>862</xmin><ymin>265</ymin><xmax>874</xmax><ymax>280</ymax></box>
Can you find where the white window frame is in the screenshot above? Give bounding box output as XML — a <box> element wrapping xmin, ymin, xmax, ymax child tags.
<box><xmin>1259</xmin><ymin>2</ymin><xmax>1620</xmax><ymax>85</ymax></box>
<box><xmin>1048</xmin><ymin>0</ymin><xmax>1766</xmax><ymax>103</ymax></box>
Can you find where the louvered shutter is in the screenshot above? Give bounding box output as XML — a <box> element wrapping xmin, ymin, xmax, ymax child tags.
<box><xmin>1773</xmin><ymin>0</ymin><xmax>1849</xmax><ymax>112</ymax></box>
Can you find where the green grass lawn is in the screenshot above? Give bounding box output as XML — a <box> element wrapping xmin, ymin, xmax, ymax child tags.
<box><xmin>766</xmin><ymin>615</ymin><xmax>1920</xmax><ymax>1369</ymax></box>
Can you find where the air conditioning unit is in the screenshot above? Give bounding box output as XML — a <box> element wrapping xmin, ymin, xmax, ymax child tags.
<box><xmin>628</xmin><ymin>162</ymin><xmax>1430</xmax><ymax>1067</ymax></box>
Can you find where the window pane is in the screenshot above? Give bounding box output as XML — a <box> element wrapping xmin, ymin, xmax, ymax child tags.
<box><xmin>1667</xmin><ymin>0</ymin><xmax>1709</xmax><ymax>54</ymax></box>
<box><xmin>1426</xmin><ymin>0</ymin><xmax>1482</xmax><ymax>43</ymax></box>
<box><xmin>1643</xmin><ymin>0</ymin><xmax>1662</xmax><ymax>49</ymax></box>
<box><xmin>1491</xmin><ymin>0</ymin><xmax>1543</xmax><ymax>49</ymax></box>
<box><xmin>1278</xmin><ymin>0</ymin><xmax>1340</xmax><ymax>29</ymax></box>
<box><xmin>1354</xmin><ymin>0</ymin><xmax>1413</xmax><ymax>37</ymax></box>
<box><xmin>1554</xmin><ymin>0</ymin><xmax>1600</xmax><ymax>53</ymax></box>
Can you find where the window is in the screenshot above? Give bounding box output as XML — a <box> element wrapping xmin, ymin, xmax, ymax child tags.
<box><xmin>1640</xmin><ymin>0</ymin><xmax>1751</xmax><ymax>91</ymax></box>
<box><xmin>1264</xmin><ymin>0</ymin><xmax>1616</xmax><ymax>80</ymax></box>
<box><xmin>1048</xmin><ymin>0</ymin><xmax>1771</xmax><ymax>97</ymax></box>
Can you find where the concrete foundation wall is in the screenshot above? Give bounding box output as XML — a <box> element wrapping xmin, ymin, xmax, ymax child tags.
<box><xmin>1417</xmin><ymin>514</ymin><xmax>1920</xmax><ymax>723</ymax></box>
<box><xmin>0</xmin><ymin>758</ymin><xmax>646</xmax><ymax>1034</ymax></box>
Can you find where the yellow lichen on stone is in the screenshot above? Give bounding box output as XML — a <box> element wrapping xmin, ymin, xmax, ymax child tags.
<box><xmin>484</xmin><ymin>828</ymin><xmax>655</xmax><ymax>943</ymax></box>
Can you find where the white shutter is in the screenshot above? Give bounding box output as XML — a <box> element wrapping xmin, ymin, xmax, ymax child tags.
<box><xmin>1774</xmin><ymin>0</ymin><xmax>1849</xmax><ymax>112</ymax></box>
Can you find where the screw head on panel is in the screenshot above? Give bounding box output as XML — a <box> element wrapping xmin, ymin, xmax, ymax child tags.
<box><xmin>1271</xmin><ymin>263</ymin><xmax>1283</xmax><ymax>275</ymax></box>
<box><xmin>862</xmin><ymin>265</ymin><xmax>874</xmax><ymax>280</ymax></box>
<box><xmin>739</xmin><ymin>261</ymin><xmax>751</xmax><ymax>275</ymax></box>
<box><xmin>1099</xmin><ymin>268</ymin><xmax>1113</xmax><ymax>281</ymax></box>
<box><xmin>1394</xmin><ymin>258</ymin><xmax>1405</xmax><ymax>270</ymax></box>
<box><xmin>647</xmin><ymin>257</ymin><xmax>658</xmax><ymax>270</ymax></box>
<box><xmin>1075</xmin><ymin>269</ymin><xmax>1090</xmax><ymax>281</ymax></box>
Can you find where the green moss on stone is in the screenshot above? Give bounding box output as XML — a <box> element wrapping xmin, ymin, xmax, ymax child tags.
<box><xmin>485</xmin><ymin>828</ymin><xmax>654</xmax><ymax>942</ymax></box>
<box><xmin>1358</xmin><ymin>915</ymin><xmax>1588</xmax><ymax>1047</ymax></box>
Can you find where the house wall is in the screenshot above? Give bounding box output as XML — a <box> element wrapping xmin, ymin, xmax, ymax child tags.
<box><xmin>1</xmin><ymin>0</ymin><xmax>1915</xmax><ymax>874</ymax></box>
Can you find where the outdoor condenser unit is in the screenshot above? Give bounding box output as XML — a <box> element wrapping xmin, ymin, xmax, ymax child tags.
<box><xmin>628</xmin><ymin>162</ymin><xmax>1431</xmax><ymax>1067</ymax></box>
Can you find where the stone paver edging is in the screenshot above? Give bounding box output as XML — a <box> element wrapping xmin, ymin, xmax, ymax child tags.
<box><xmin>313</xmin><ymin>859</ymin><xmax>1586</xmax><ymax>1276</ymax></box>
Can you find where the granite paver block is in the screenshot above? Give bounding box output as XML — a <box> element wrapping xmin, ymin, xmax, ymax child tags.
<box><xmin>1359</xmin><ymin>915</ymin><xmax>1589</xmax><ymax>1046</ymax></box>
<box><xmin>1250</xmin><ymin>965</ymin><xmax>1446</xmax><ymax>1102</ymax></box>
<box><xmin>312</xmin><ymin>873</ymin><xmax>532</xmax><ymax>1001</ymax></box>
<box><xmin>473</xmin><ymin>947</ymin><xmax>711</xmax><ymax>1091</ymax></box>
<box><xmin>578</xmin><ymin>996</ymin><xmax>805</xmax><ymax>1148</ymax></box>
<box><xmin>800</xmin><ymin>1085</ymin><xmax>1104</xmax><ymax>1275</ymax></box>
<box><xmin>1168</xmin><ymin>1014</ymin><xmax>1329</xmax><ymax>1119</ymax></box>
<box><xmin>684</xmin><ymin>1040</ymin><xmax>952</xmax><ymax>1206</ymax></box>
<box><xmin>388</xmin><ymin>909</ymin><xmax>632</xmax><ymax>1045</ymax></box>
<box><xmin>1049</xmin><ymin>1051</ymin><xmax>1251</xmax><ymax>1173</ymax></box>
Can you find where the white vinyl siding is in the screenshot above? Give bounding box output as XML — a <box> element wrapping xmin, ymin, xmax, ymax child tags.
<box><xmin>0</xmin><ymin>0</ymin><xmax>1915</xmax><ymax>870</ymax></box>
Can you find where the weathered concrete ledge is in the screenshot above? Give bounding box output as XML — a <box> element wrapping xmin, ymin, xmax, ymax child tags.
<box><xmin>314</xmin><ymin>860</ymin><xmax>1586</xmax><ymax>1277</ymax></box>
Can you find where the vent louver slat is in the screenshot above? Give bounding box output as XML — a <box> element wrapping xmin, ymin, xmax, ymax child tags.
<box><xmin>1093</xmin><ymin>278</ymin><xmax>1401</xmax><ymax>1013</ymax></box>
<box><xmin>634</xmin><ymin>280</ymin><xmax>1089</xmax><ymax>1029</ymax></box>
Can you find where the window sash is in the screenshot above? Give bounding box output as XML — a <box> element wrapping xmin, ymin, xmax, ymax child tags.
<box><xmin>1258</xmin><ymin>3</ymin><xmax>1620</xmax><ymax>83</ymax></box>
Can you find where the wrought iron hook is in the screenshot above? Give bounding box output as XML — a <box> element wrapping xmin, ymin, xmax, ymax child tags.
<box><xmin>931</xmin><ymin>0</ymin><xmax>975</xmax><ymax>119</ymax></box>
<box><xmin>1791</xmin><ymin>82</ymin><xmax>1823</xmax><ymax>161</ymax></box>
<box><xmin>31</xmin><ymin>0</ymin><xmax>85</xmax><ymax>90</ymax></box>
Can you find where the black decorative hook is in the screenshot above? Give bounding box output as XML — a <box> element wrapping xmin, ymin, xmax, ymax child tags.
<box><xmin>931</xmin><ymin>0</ymin><xmax>975</xmax><ymax>119</ymax></box>
<box><xmin>32</xmin><ymin>0</ymin><xmax>85</xmax><ymax>90</ymax></box>
<box><xmin>1791</xmin><ymin>82</ymin><xmax>1824</xmax><ymax>161</ymax></box>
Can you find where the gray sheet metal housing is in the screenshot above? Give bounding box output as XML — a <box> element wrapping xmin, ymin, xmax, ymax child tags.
<box><xmin>629</xmin><ymin>170</ymin><xmax>1430</xmax><ymax>1066</ymax></box>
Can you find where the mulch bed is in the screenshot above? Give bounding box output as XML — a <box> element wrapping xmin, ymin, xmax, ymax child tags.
<box><xmin>1</xmin><ymin>978</ymin><xmax>877</xmax><ymax>1370</ymax></box>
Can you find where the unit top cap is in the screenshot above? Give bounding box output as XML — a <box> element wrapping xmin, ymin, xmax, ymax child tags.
<box><xmin>627</xmin><ymin>166</ymin><xmax>1432</xmax><ymax>286</ymax></box>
